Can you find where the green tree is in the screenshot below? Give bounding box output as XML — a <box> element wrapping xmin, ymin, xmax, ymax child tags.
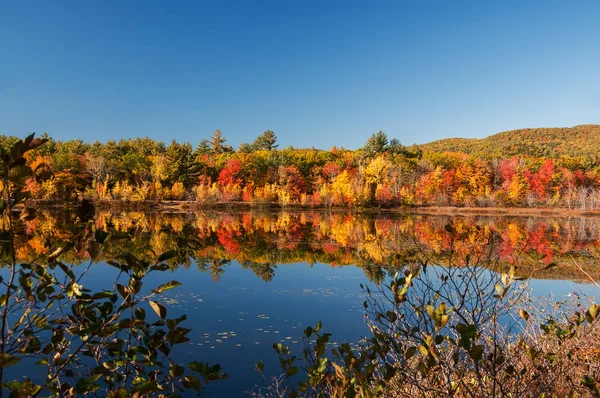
<box><xmin>363</xmin><ymin>131</ymin><xmax>389</xmax><ymax>157</ymax></box>
<box><xmin>194</xmin><ymin>139</ymin><xmax>213</xmax><ymax>157</ymax></box>
<box><xmin>238</xmin><ymin>142</ymin><xmax>254</xmax><ymax>153</ymax></box>
<box><xmin>388</xmin><ymin>138</ymin><xmax>406</xmax><ymax>155</ymax></box>
<box><xmin>165</xmin><ymin>140</ymin><xmax>197</xmax><ymax>187</ymax></box>
<box><xmin>252</xmin><ymin>130</ymin><xmax>278</xmax><ymax>151</ymax></box>
<box><xmin>209</xmin><ymin>130</ymin><xmax>233</xmax><ymax>154</ymax></box>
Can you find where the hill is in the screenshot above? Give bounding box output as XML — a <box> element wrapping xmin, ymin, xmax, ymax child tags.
<box><xmin>420</xmin><ymin>124</ymin><xmax>600</xmax><ymax>158</ymax></box>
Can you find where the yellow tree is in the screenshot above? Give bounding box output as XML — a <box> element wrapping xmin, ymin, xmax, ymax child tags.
<box><xmin>507</xmin><ymin>172</ymin><xmax>527</xmax><ymax>205</ymax></box>
<box><xmin>362</xmin><ymin>156</ymin><xmax>393</xmax><ymax>203</ymax></box>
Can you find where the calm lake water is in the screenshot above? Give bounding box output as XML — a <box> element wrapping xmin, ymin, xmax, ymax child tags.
<box><xmin>5</xmin><ymin>210</ymin><xmax>600</xmax><ymax>396</ymax></box>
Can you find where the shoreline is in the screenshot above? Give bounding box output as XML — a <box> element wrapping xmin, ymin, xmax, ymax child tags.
<box><xmin>27</xmin><ymin>199</ymin><xmax>600</xmax><ymax>218</ymax></box>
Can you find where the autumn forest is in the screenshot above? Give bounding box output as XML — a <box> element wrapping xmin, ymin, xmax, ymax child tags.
<box><xmin>5</xmin><ymin>125</ymin><xmax>600</xmax><ymax>211</ymax></box>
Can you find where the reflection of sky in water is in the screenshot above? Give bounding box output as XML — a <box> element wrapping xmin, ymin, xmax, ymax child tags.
<box><xmin>528</xmin><ymin>278</ymin><xmax>598</xmax><ymax>298</ymax></box>
<box><xmin>81</xmin><ymin>261</ymin><xmax>370</xmax><ymax>397</ymax></box>
<box><xmin>3</xmin><ymin>259</ymin><xmax>598</xmax><ymax>397</ymax></box>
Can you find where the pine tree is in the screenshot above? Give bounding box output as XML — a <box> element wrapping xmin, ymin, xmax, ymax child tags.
<box><xmin>363</xmin><ymin>131</ymin><xmax>389</xmax><ymax>157</ymax></box>
<box><xmin>209</xmin><ymin>130</ymin><xmax>233</xmax><ymax>154</ymax></box>
<box><xmin>253</xmin><ymin>130</ymin><xmax>278</xmax><ymax>151</ymax></box>
<box><xmin>238</xmin><ymin>142</ymin><xmax>254</xmax><ymax>153</ymax></box>
<box><xmin>194</xmin><ymin>139</ymin><xmax>213</xmax><ymax>156</ymax></box>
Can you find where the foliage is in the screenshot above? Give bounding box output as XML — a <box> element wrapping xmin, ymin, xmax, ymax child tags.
<box><xmin>0</xmin><ymin>135</ymin><xmax>227</xmax><ymax>396</ymax></box>
<box><xmin>6</xmin><ymin>126</ymin><xmax>600</xmax><ymax>209</ymax></box>
<box><xmin>420</xmin><ymin>124</ymin><xmax>600</xmax><ymax>158</ymax></box>
<box><xmin>257</xmin><ymin>225</ymin><xmax>600</xmax><ymax>397</ymax></box>
<box><xmin>10</xmin><ymin>209</ymin><xmax>600</xmax><ymax>288</ymax></box>
<box><xmin>252</xmin><ymin>130</ymin><xmax>278</xmax><ymax>151</ymax></box>
<box><xmin>209</xmin><ymin>130</ymin><xmax>233</xmax><ymax>155</ymax></box>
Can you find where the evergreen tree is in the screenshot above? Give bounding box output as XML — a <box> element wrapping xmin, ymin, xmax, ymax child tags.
<box><xmin>388</xmin><ymin>138</ymin><xmax>406</xmax><ymax>155</ymax></box>
<box><xmin>238</xmin><ymin>142</ymin><xmax>254</xmax><ymax>153</ymax></box>
<box><xmin>209</xmin><ymin>130</ymin><xmax>233</xmax><ymax>154</ymax></box>
<box><xmin>194</xmin><ymin>139</ymin><xmax>213</xmax><ymax>157</ymax></box>
<box><xmin>166</xmin><ymin>140</ymin><xmax>197</xmax><ymax>187</ymax></box>
<box><xmin>252</xmin><ymin>130</ymin><xmax>278</xmax><ymax>151</ymax></box>
<box><xmin>363</xmin><ymin>131</ymin><xmax>389</xmax><ymax>156</ymax></box>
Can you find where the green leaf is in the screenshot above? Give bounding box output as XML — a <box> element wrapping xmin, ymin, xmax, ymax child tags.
<box><xmin>158</xmin><ymin>250</ymin><xmax>177</xmax><ymax>262</ymax></box>
<box><xmin>456</xmin><ymin>323</ymin><xmax>477</xmax><ymax>339</ymax></box>
<box><xmin>406</xmin><ymin>346</ymin><xmax>417</xmax><ymax>359</ymax></box>
<box><xmin>0</xmin><ymin>353</ymin><xmax>20</xmax><ymax>367</ymax></box>
<box><xmin>315</xmin><ymin>320</ymin><xmax>322</xmax><ymax>332</ymax></box>
<box><xmin>116</xmin><ymin>284</ymin><xmax>129</xmax><ymax>299</ymax></box>
<box><xmin>255</xmin><ymin>361</ymin><xmax>265</xmax><ymax>373</ymax></box>
<box><xmin>92</xmin><ymin>291</ymin><xmax>115</xmax><ymax>300</ymax></box>
<box><xmin>386</xmin><ymin>311</ymin><xmax>397</xmax><ymax>323</ymax></box>
<box><xmin>587</xmin><ymin>304</ymin><xmax>599</xmax><ymax>322</ymax></box>
<box><xmin>135</xmin><ymin>307</ymin><xmax>146</xmax><ymax>320</ymax></box>
<box><xmin>152</xmin><ymin>280</ymin><xmax>182</xmax><ymax>294</ymax></box>
<box><xmin>149</xmin><ymin>300</ymin><xmax>167</xmax><ymax>319</ymax></box>
<box><xmin>182</xmin><ymin>375</ymin><xmax>201</xmax><ymax>392</ymax></box>
<box><xmin>189</xmin><ymin>361</ymin><xmax>209</xmax><ymax>374</ymax></box>
<box><xmin>2</xmin><ymin>380</ymin><xmax>41</xmax><ymax>395</ymax></box>
<box><xmin>519</xmin><ymin>309</ymin><xmax>530</xmax><ymax>322</ymax></box>
<box><xmin>132</xmin><ymin>380</ymin><xmax>160</xmax><ymax>393</ymax></box>
<box><xmin>471</xmin><ymin>345</ymin><xmax>484</xmax><ymax>361</ymax></box>
<box><xmin>107</xmin><ymin>388</ymin><xmax>129</xmax><ymax>398</ymax></box>
<box><xmin>8</xmin><ymin>164</ymin><xmax>32</xmax><ymax>183</ymax></box>
<box><xmin>304</xmin><ymin>326</ymin><xmax>313</xmax><ymax>338</ymax></box>
<box><xmin>95</xmin><ymin>229</ymin><xmax>110</xmax><ymax>244</ymax></box>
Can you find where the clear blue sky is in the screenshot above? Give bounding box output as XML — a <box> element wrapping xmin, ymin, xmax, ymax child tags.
<box><xmin>1</xmin><ymin>1</ymin><xmax>599</xmax><ymax>149</ymax></box>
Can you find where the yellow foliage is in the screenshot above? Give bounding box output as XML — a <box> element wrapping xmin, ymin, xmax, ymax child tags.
<box><xmin>363</xmin><ymin>156</ymin><xmax>392</xmax><ymax>185</ymax></box>
<box><xmin>508</xmin><ymin>173</ymin><xmax>526</xmax><ymax>204</ymax></box>
<box><xmin>253</xmin><ymin>184</ymin><xmax>278</xmax><ymax>203</ymax></box>
<box><xmin>169</xmin><ymin>182</ymin><xmax>186</xmax><ymax>200</ymax></box>
<box><xmin>41</xmin><ymin>179</ymin><xmax>58</xmax><ymax>200</ymax></box>
<box><xmin>331</xmin><ymin>171</ymin><xmax>354</xmax><ymax>206</ymax></box>
<box><xmin>193</xmin><ymin>183</ymin><xmax>221</xmax><ymax>204</ymax></box>
<box><xmin>277</xmin><ymin>190</ymin><xmax>293</xmax><ymax>206</ymax></box>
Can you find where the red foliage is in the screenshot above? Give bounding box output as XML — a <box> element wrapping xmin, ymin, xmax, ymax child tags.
<box><xmin>278</xmin><ymin>165</ymin><xmax>306</xmax><ymax>200</ymax></box>
<box><xmin>242</xmin><ymin>186</ymin><xmax>253</xmax><ymax>202</ymax></box>
<box><xmin>322</xmin><ymin>162</ymin><xmax>341</xmax><ymax>181</ymax></box>
<box><xmin>217</xmin><ymin>228</ymin><xmax>241</xmax><ymax>255</ymax></box>
<box><xmin>218</xmin><ymin>159</ymin><xmax>243</xmax><ymax>186</ymax></box>
<box><xmin>531</xmin><ymin>159</ymin><xmax>555</xmax><ymax>199</ymax></box>
<box><xmin>499</xmin><ymin>158</ymin><xmax>520</xmax><ymax>190</ymax></box>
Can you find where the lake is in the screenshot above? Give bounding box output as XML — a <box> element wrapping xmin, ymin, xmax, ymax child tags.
<box><xmin>5</xmin><ymin>209</ymin><xmax>600</xmax><ymax>396</ymax></box>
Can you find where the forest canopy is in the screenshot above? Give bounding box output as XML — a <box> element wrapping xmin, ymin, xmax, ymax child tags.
<box><xmin>2</xmin><ymin>125</ymin><xmax>600</xmax><ymax>209</ymax></box>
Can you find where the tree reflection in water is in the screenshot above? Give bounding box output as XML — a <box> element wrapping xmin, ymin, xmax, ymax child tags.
<box><xmin>8</xmin><ymin>209</ymin><xmax>600</xmax><ymax>283</ymax></box>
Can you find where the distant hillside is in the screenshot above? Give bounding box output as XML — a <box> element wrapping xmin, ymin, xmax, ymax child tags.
<box><xmin>420</xmin><ymin>125</ymin><xmax>600</xmax><ymax>158</ymax></box>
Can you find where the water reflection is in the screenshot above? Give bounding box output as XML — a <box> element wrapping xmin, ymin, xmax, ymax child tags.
<box><xmin>9</xmin><ymin>209</ymin><xmax>600</xmax><ymax>282</ymax></box>
<box><xmin>3</xmin><ymin>209</ymin><xmax>600</xmax><ymax>396</ymax></box>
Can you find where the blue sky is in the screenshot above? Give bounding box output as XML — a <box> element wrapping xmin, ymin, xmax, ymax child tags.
<box><xmin>1</xmin><ymin>1</ymin><xmax>599</xmax><ymax>149</ymax></box>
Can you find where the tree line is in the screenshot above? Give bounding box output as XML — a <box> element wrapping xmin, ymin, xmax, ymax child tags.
<box><xmin>4</xmin><ymin>129</ymin><xmax>600</xmax><ymax>209</ymax></box>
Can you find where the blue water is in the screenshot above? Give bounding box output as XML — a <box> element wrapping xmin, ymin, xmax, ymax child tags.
<box><xmin>81</xmin><ymin>261</ymin><xmax>371</xmax><ymax>397</ymax></box>
<box><xmin>2</xmin><ymin>260</ymin><xmax>598</xmax><ymax>396</ymax></box>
